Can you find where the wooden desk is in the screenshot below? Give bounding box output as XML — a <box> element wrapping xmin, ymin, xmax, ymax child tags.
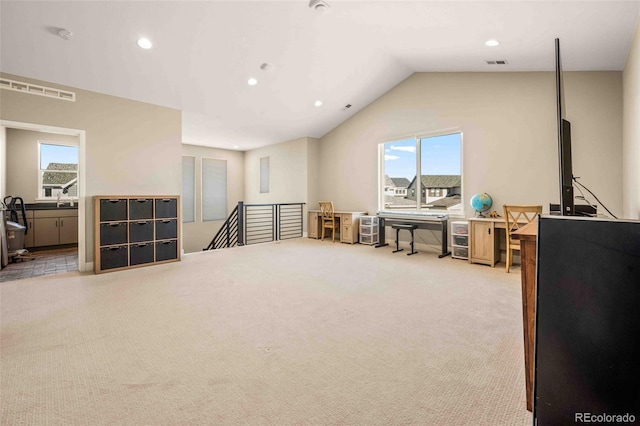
<box><xmin>308</xmin><ymin>210</ymin><xmax>366</xmax><ymax>244</ymax></box>
<box><xmin>512</xmin><ymin>218</ymin><xmax>538</xmax><ymax>412</ymax></box>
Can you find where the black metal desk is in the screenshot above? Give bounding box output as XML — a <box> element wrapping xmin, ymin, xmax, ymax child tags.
<box><xmin>375</xmin><ymin>211</ymin><xmax>450</xmax><ymax>258</ymax></box>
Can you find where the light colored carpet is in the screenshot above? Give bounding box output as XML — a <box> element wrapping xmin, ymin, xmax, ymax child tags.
<box><xmin>1</xmin><ymin>238</ymin><xmax>533</xmax><ymax>425</ymax></box>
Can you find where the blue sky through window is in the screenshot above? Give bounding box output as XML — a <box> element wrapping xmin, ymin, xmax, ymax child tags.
<box><xmin>384</xmin><ymin>138</ymin><xmax>416</xmax><ymax>180</ymax></box>
<box><xmin>384</xmin><ymin>133</ymin><xmax>460</xmax><ymax>180</ymax></box>
<box><xmin>40</xmin><ymin>144</ymin><xmax>78</xmax><ymax>169</ymax></box>
<box><xmin>421</xmin><ymin>134</ymin><xmax>461</xmax><ymax>176</ymax></box>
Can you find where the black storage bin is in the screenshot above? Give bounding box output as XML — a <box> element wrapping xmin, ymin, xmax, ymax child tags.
<box><xmin>100</xmin><ymin>199</ymin><xmax>128</xmax><ymax>222</ymax></box>
<box><xmin>100</xmin><ymin>222</ymin><xmax>128</xmax><ymax>245</ymax></box>
<box><xmin>129</xmin><ymin>221</ymin><xmax>154</xmax><ymax>243</ymax></box>
<box><xmin>130</xmin><ymin>243</ymin><xmax>154</xmax><ymax>266</ymax></box>
<box><xmin>156</xmin><ymin>240</ymin><xmax>177</xmax><ymax>262</ymax></box>
<box><xmin>129</xmin><ymin>199</ymin><xmax>153</xmax><ymax>220</ymax></box>
<box><xmin>155</xmin><ymin>219</ymin><xmax>177</xmax><ymax>240</ymax></box>
<box><xmin>155</xmin><ymin>198</ymin><xmax>177</xmax><ymax>218</ymax></box>
<box><xmin>100</xmin><ymin>245</ymin><xmax>128</xmax><ymax>270</ymax></box>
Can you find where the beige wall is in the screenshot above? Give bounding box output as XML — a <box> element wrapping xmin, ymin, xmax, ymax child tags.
<box><xmin>181</xmin><ymin>144</ymin><xmax>244</xmax><ymax>253</ymax></box>
<box><xmin>244</xmin><ymin>137</ymin><xmax>316</xmax><ymax>232</ymax></box>
<box><xmin>623</xmin><ymin>16</ymin><xmax>640</xmax><ymax>219</ymax></box>
<box><xmin>306</xmin><ymin>137</ymin><xmax>321</xmax><ymax>211</ymax></box>
<box><xmin>0</xmin><ymin>73</ymin><xmax>182</xmax><ymax>268</ymax></box>
<box><xmin>244</xmin><ymin>137</ymin><xmax>309</xmax><ymax>204</ymax></box>
<box><xmin>5</xmin><ymin>129</ymin><xmax>79</xmax><ymax>203</ymax></box>
<box><xmin>318</xmin><ymin>71</ymin><xmax>623</xmax><ymax>219</ymax></box>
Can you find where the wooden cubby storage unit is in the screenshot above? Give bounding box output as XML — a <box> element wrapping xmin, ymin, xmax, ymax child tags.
<box><xmin>94</xmin><ymin>196</ymin><xmax>180</xmax><ymax>274</ymax></box>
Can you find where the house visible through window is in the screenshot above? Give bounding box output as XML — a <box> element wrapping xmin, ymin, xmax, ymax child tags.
<box><xmin>380</xmin><ymin>131</ymin><xmax>462</xmax><ymax>213</ymax></box>
<box><xmin>39</xmin><ymin>142</ymin><xmax>79</xmax><ymax>199</ymax></box>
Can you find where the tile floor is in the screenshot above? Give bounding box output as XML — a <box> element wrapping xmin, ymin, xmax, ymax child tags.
<box><xmin>0</xmin><ymin>247</ymin><xmax>78</xmax><ymax>282</ymax></box>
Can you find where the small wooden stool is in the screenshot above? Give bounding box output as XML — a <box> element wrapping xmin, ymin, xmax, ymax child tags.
<box><xmin>391</xmin><ymin>223</ymin><xmax>418</xmax><ymax>256</ymax></box>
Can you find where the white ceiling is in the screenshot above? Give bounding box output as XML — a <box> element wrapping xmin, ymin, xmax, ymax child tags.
<box><xmin>1</xmin><ymin>1</ymin><xmax>639</xmax><ymax>151</ymax></box>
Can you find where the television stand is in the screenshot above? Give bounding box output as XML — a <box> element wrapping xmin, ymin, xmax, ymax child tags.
<box><xmin>549</xmin><ymin>203</ymin><xmax>596</xmax><ymax>216</ymax></box>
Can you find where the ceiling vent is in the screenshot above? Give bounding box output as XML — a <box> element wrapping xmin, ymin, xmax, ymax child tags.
<box><xmin>342</xmin><ymin>104</ymin><xmax>352</xmax><ymax>112</ymax></box>
<box><xmin>0</xmin><ymin>78</ymin><xmax>76</xmax><ymax>102</ymax></box>
<box><xmin>485</xmin><ymin>60</ymin><xmax>509</xmax><ymax>65</ymax></box>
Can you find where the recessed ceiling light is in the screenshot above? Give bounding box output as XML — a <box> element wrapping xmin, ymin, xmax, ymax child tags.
<box><xmin>314</xmin><ymin>100</ymin><xmax>323</xmax><ymax>107</ymax></box>
<box><xmin>233</xmin><ymin>145</ymin><xmax>239</xmax><ymax>149</ymax></box>
<box><xmin>485</xmin><ymin>39</ymin><xmax>500</xmax><ymax>47</ymax></box>
<box><xmin>309</xmin><ymin>0</ymin><xmax>330</xmax><ymax>14</ymax></box>
<box><xmin>137</xmin><ymin>38</ymin><xmax>152</xmax><ymax>49</ymax></box>
<box><xmin>247</xmin><ymin>78</ymin><xmax>258</xmax><ymax>86</ymax></box>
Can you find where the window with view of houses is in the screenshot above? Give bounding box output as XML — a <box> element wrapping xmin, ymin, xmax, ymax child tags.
<box><xmin>380</xmin><ymin>131</ymin><xmax>462</xmax><ymax>213</ymax></box>
<box><xmin>39</xmin><ymin>142</ymin><xmax>79</xmax><ymax>199</ymax></box>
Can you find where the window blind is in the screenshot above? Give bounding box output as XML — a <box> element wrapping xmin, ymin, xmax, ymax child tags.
<box><xmin>182</xmin><ymin>156</ymin><xmax>195</xmax><ymax>223</ymax></box>
<box><xmin>260</xmin><ymin>156</ymin><xmax>270</xmax><ymax>194</ymax></box>
<box><xmin>202</xmin><ymin>158</ymin><xmax>227</xmax><ymax>221</ymax></box>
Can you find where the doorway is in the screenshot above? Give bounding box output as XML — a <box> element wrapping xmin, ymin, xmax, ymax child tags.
<box><xmin>1</xmin><ymin>120</ymin><xmax>87</xmax><ymax>280</ymax></box>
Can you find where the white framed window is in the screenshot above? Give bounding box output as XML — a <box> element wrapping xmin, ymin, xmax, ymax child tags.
<box><xmin>182</xmin><ymin>156</ymin><xmax>196</xmax><ymax>223</ymax></box>
<box><xmin>260</xmin><ymin>156</ymin><xmax>270</xmax><ymax>194</ymax></box>
<box><xmin>38</xmin><ymin>142</ymin><xmax>79</xmax><ymax>200</ymax></box>
<box><xmin>379</xmin><ymin>129</ymin><xmax>462</xmax><ymax>214</ymax></box>
<box><xmin>201</xmin><ymin>158</ymin><xmax>227</xmax><ymax>221</ymax></box>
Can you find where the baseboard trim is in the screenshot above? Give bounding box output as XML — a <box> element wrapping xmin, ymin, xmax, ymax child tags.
<box><xmin>81</xmin><ymin>262</ymin><xmax>93</xmax><ymax>273</ymax></box>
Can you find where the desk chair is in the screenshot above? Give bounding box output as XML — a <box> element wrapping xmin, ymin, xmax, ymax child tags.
<box><xmin>503</xmin><ymin>204</ymin><xmax>542</xmax><ymax>273</ymax></box>
<box><xmin>319</xmin><ymin>201</ymin><xmax>340</xmax><ymax>242</ymax></box>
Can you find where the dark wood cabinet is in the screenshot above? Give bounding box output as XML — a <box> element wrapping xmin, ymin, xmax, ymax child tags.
<box><xmin>94</xmin><ymin>195</ymin><xmax>180</xmax><ymax>274</ymax></box>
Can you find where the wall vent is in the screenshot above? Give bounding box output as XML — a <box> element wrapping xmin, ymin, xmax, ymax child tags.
<box><xmin>485</xmin><ymin>60</ymin><xmax>509</xmax><ymax>65</ymax></box>
<box><xmin>0</xmin><ymin>78</ymin><xmax>76</xmax><ymax>102</ymax></box>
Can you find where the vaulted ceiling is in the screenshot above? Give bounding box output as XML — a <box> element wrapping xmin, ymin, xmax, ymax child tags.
<box><xmin>2</xmin><ymin>1</ymin><xmax>639</xmax><ymax>150</ymax></box>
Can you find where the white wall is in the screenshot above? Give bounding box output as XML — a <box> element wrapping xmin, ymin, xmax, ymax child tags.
<box><xmin>0</xmin><ymin>73</ymin><xmax>182</xmax><ymax>268</ymax></box>
<box><xmin>318</xmin><ymin>71</ymin><xmax>623</xmax><ymax>219</ymax></box>
<box><xmin>623</xmin><ymin>16</ymin><xmax>640</xmax><ymax>219</ymax></box>
<box><xmin>181</xmin><ymin>144</ymin><xmax>244</xmax><ymax>253</ymax></box>
<box><xmin>5</xmin><ymin>129</ymin><xmax>79</xmax><ymax>203</ymax></box>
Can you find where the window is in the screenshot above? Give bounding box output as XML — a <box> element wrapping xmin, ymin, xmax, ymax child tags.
<box><xmin>380</xmin><ymin>131</ymin><xmax>462</xmax><ymax>213</ymax></box>
<box><xmin>38</xmin><ymin>142</ymin><xmax>78</xmax><ymax>200</ymax></box>
<box><xmin>182</xmin><ymin>156</ymin><xmax>195</xmax><ymax>223</ymax></box>
<box><xmin>202</xmin><ymin>158</ymin><xmax>227</xmax><ymax>221</ymax></box>
<box><xmin>260</xmin><ymin>156</ymin><xmax>269</xmax><ymax>193</ymax></box>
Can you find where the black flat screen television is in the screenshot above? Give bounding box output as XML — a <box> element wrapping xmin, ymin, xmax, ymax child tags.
<box><xmin>556</xmin><ymin>38</ymin><xmax>574</xmax><ymax>216</ymax></box>
<box><xmin>534</xmin><ymin>216</ymin><xmax>640</xmax><ymax>424</ymax></box>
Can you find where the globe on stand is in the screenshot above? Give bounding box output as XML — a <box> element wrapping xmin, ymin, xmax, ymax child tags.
<box><xmin>470</xmin><ymin>193</ymin><xmax>493</xmax><ymax>217</ymax></box>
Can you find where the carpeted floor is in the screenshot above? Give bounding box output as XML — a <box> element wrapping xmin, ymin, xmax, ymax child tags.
<box><xmin>0</xmin><ymin>238</ymin><xmax>532</xmax><ymax>425</ymax></box>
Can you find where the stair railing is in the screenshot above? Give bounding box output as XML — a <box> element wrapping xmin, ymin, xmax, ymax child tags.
<box><xmin>204</xmin><ymin>202</ymin><xmax>304</xmax><ymax>250</ymax></box>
